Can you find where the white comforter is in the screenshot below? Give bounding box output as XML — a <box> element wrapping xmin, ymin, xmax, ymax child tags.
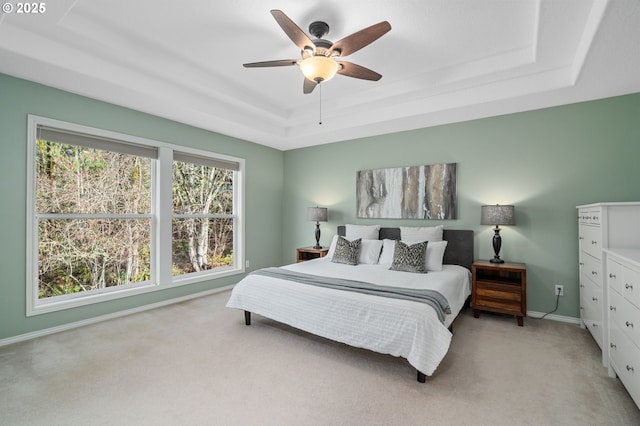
<box><xmin>226</xmin><ymin>258</ymin><xmax>471</xmax><ymax>376</ymax></box>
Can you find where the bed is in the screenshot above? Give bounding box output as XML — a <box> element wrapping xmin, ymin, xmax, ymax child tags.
<box><xmin>226</xmin><ymin>225</ymin><xmax>474</xmax><ymax>382</ymax></box>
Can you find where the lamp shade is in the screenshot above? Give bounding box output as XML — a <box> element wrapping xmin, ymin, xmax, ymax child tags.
<box><xmin>481</xmin><ymin>205</ymin><xmax>515</xmax><ymax>226</ymax></box>
<box><xmin>299</xmin><ymin>56</ymin><xmax>339</xmax><ymax>83</ymax></box>
<box><xmin>307</xmin><ymin>206</ymin><xmax>328</xmax><ymax>222</ymax></box>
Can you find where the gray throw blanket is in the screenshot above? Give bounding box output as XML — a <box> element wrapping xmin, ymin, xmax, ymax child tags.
<box><xmin>250</xmin><ymin>267</ymin><xmax>451</xmax><ymax>323</ymax></box>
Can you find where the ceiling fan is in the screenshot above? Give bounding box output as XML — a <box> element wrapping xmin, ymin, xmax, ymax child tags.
<box><xmin>243</xmin><ymin>10</ymin><xmax>391</xmax><ymax>94</ymax></box>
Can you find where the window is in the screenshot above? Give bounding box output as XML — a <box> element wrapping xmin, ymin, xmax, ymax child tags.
<box><xmin>172</xmin><ymin>153</ymin><xmax>238</xmax><ymax>278</ymax></box>
<box><xmin>27</xmin><ymin>115</ymin><xmax>244</xmax><ymax>315</ymax></box>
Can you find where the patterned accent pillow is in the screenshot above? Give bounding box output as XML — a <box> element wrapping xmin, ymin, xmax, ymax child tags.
<box><xmin>331</xmin><ymin>237</ymin><xmax>362</xmax><ymax>265</ymax></box>
<box><xmin>389</xmin><ymin>240</ymin><xmax>428</xmax><ymax>273</ymax></box>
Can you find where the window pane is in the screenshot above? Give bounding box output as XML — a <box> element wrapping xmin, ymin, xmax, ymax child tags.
<box><xmin>38</xmin><ymin>219</ymin><xmax>151</xmax><ymax>299</ymax></box>
<box><xmin>172</xmin><ymin>161</ymin><xmax>233</xmax><ymax>215</ymax></box>
<box><xmin>172</xmin><ymin>218</ymin><xmax>233</xmax><ymax>275</ymax></box>
<box><xmin>36</xmin><ymin>140</ymin><xmax>151</xmax><ymax>214</ymax></box>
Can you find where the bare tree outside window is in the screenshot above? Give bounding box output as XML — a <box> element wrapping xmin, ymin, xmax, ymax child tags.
<box><xmin>36</xmin><ymin>140</ymin><xmax>152</xmax><ymax>298</ymax></box>
<box><xmin>172</xmin><ymin>161</ymin><xmax>234</xmax><ymax>275</ymax></box>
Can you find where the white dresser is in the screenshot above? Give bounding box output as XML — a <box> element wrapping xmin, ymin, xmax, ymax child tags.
<box><xmin>605</xmin><ymin>249</ymin><xmax>640</xmax><ymax>409</ymax></box>
<box><xmin>577</xmin><ymin>202</ymin><xmax>640</xmax><ymax>368</ymax></box>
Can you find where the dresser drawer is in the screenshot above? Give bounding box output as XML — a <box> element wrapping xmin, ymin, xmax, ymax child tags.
<box><xmin>578</xmin><ymin>208</ymin><xmax>602</xmax><ymax>226</ymax></box>
<box><xmin>581</xmin><ymin>252</ymin><xmax>602</xmax><ymax>287</ymax></box>
<box><xmin>581</xmin><ymin>280</ymin><xmax>603</xmax><ymax>347</ymax></box>
<box><xmin>579</xmin><ymin>225</ymin><xmax>602</xmax><ymax>259</ymax></box>
<box><xmin>607</xmin><ymin>257</ymin><xmax>624</xmax><ymax>295</ymax></box>
<box><xmin>609</xmin><ymin>324</ymin><xmax>640</xmax><ymax>408</ymax></box>
<box><xmin>622</xmin><ymin>265</ymin><xmax>640</xmax><ymax>310</ymax></box>
<box><xmin>610</xmin><ymin>289</ymin><xmax>640</xmax><ymax>349</ymax></box>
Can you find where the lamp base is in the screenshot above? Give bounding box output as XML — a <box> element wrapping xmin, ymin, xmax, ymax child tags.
<box><xmin>313</xmin><ymin>245</ymin><xmax>323</xmax><ymax>249</ymax></box>
<box><xmin>490</xmin><ymin>226</ymin><xmax>505</xmax><ymax>264</ymax></box>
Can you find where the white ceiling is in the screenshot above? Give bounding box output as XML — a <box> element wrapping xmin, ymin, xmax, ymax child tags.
<box><xmin>1</xmin><ymin>0</ymin><xmax>639</xmax><ymax>151</ymax></box>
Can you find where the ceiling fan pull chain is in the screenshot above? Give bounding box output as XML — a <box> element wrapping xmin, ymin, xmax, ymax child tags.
<box><xmin>319</xmin><ymin>83</ymin><xmax>323</xmax><ymax>125</ymax></box>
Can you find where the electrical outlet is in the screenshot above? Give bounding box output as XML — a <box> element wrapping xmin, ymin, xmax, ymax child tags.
<box><xmin>245</xmin><ymin>260</ymin><xmax>250</xmax><ymax>268</ymax></box>
<box><xmin>555</xmin><ymin>285</ymin><xmax>564</xmax><ymax>296</ymax></box>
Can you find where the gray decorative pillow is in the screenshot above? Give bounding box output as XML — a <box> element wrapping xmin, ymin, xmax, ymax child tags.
<box><xmin>389</xmin><ymin>240</ymin><xmax>428</xmax><ymax>273</ymax></box>
<box><xmin>331</xmin><ymin>237</ymin><xmax>362</xmax><ymax>265</ymax></box>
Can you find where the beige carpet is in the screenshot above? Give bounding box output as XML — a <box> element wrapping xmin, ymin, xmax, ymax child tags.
<box><xmin>1</xmin><ymin>290</ymin><xmax>639</xmax><ymax>426</ymax></box>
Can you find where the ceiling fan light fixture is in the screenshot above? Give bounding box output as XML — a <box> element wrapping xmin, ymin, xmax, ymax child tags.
<box><xmin>299</xmin><ymin>56</ymin><xmax>339</xmax><ymax>83</ymax></box>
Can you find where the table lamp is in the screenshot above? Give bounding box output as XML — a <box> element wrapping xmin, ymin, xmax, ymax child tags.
<box><xmin>481</xmin><ymin>204</ymin><xmax>515</xmax><ymax>263</ymax></box>
<box><xmin>307</xmin><ymin>206</ymin><xmax>328</xmax><ymax>249</ymax></box>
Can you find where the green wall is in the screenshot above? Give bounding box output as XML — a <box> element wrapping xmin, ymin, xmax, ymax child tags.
<box><xmin>0</xmin><ymin>73</ymin><xmax>284</xmax><ymax>340</ymax></box>
<box><xmin>2</xmin><ymin>70</ymin><xmax>639</xmax><ymax>340</ymax></box>
<box><xmin>283</xmin><ymin>93</ymin><xmax>640</xmax><ymax>319</ymax></box>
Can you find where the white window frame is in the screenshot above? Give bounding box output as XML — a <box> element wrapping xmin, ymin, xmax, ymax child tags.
<box><xmin>26</xmin><ymin>115</ymin><xmax>245</xmax><ymax>316</ymax></box>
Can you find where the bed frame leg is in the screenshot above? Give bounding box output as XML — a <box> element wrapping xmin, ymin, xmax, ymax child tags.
<box><xmin>244</xmin><ymin>311</ymin><xmax>251</xmax><ymax>326</ymax></box>
<box><xmin>417</xmin><ymin>370</ymin><xmax>426</xmax><ymax>383</ymax></box>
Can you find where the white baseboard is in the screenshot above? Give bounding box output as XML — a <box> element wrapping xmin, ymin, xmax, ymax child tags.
<box><xmin>0</xmin><ymin>285</ymin><xmax>234</xmax><ymax>348</ymax></box>
<box><xmin>527</xmin><ymin>310</ymin><xmax>581</xmax><ymax>325</ymax></box>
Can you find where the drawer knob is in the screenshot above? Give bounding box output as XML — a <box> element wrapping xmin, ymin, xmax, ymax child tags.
<box><xmin>609</xmin><ymin>273</ymin><xmax>616</xmax><ymax>278</ymax></box>
<box><xmin>591</xmin><ymin>240</ymin><xmax>597</xmax><ymax>245</ymax></box>
<box><xmin>627</xmin><ymin>365</ymin><xmax>634</xmax><ymax>373</ymax></box>
<box><xmin>610</xmin><ymin>305</ymin><xmax>616</xmax><ymax>311</ymax></box>
<box><xmin>592</xmin><ymin>323</ymin><xmax>598</xmax><ymax>327</ymax></box>
<box><xmin>626</xmin><ymin>321</ymin><xmax>634</xmax><ymax>328</ymax></box>
<box><xmin>592</xmin><ymin>297</ymin><xmax>598</xmax><ymax>302</ymax></box>
<box><xmin>579</xmin><ymin>237</ymin><xmax>584</xmax><ymax>240</ymax></box>
<box><xmin>610</xmin><ymin>343</ymin><xmax>617</xmax><ymax>348</ymax></box>
<box><xmin>625</xmin><ymin>283</ymin><xmax>634</xmax><ymax>290</ymax></box>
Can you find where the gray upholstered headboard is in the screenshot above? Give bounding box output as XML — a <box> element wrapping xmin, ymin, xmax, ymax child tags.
<box><xmin>337</xmin><ymin>226</ymin><xmax>474</xmax><ymax>271</ymax></box>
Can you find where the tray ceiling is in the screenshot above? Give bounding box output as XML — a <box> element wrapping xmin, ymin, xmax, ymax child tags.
<box><xmin>1</xmin><ymin>0</ymin><xmax>639</xmax><ymax>150</ymax></box>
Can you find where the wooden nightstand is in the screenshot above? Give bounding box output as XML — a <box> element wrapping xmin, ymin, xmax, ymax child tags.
<box><xmin>472</xmin><ymin>260</ymin><xmax>527</xmax><ymax>326</ymax></box>
<box><xmin>296</xmin><ymin>247</ymin><xmax>329</xmax><ymax>263</ymax></box>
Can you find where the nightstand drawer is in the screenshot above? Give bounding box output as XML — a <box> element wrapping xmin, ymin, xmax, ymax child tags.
<box><xmin>475</xmin><ymin>281</ymin><xmax>521</xmax><ymax>300</ymax></box>
<box><xmin>474</xmin><ymin>297</ymin><xmax>521</xmax><ymax>313</ymax></box>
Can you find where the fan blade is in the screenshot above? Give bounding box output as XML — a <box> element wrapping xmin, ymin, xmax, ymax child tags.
<box><xmin>337</xmin><ymin>62</ymin><xmax>382</xmax><ymax>81</ymax></box>
<box><xmin>303</xmin><ymin>78</ymin><xmax>317</xmax><ymax>94</ymax></box>
<box><xmin>271</xmin><ymin>9</ymin><xmax>315</xmax><ymax>52</ymax></box>
<box><xmin>329</xmin><ymin>21</ymin><xmax>391</xmax><ymax>57</ymax></box>
<box><xmin>243</xmin><ymin>59</ymin><xmax>298</xmax><ymax>68</ymax></box>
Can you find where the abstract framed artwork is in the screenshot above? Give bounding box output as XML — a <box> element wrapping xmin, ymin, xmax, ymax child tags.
<box><xmin>356</xmin><ymin>163</ymin><xmax>457</xmax><ymax>219</ymax></box>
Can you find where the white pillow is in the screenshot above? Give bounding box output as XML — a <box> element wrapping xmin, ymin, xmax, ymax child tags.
<box><xmin>379</xmin><ymin>239</ymin><xmax>448</xmax><ymax>271</ymax></box>
<box><xmin>345</xmin><ymin>224</ymin><xmax>380</xmax><ymax>240</ymax></box>
<box><xmin>425</xmin><ymin>240</ymin><xmax>448</xmax><ymax>272</ymax></box>
<box><xmin>359</xmin><ymin>239</ymin><xmax>384</xmax><ymax>264</ymax></box>
<box><xmin>327</xmin><ymin>235</ymin><xmax>339</xmax><ymax>259</ymax></box>
<box><xmin>400</xmin><ymin>225</ymin><xmax>443</xmax><ymax>243</ymax></box>
<box><xmin>379</xmin><ymin>239</ymin><xmax>397</xmax><ymax>267</ymax></box>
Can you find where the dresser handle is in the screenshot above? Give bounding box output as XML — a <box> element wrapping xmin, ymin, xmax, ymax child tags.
<box><xmin>627</xmin><ymin>365</ymin><xmax>634</xmax><ymax>372</ymax></box>
<box><xmin>626</xmin><ymin>321</ymin><xmax>634</xmax><ymax>328</ymax></box>
<box><xmin>610</xmin><ymin>305</ymin><xmax>616</xmax><ymax>311</ymax></box>
<box><xmin>580</xmin><ymin>284</ymin><xmax>584</xmax><ymax>288</ymax></box>
<box><xmin>610</xmin><ymin>343</ymin><xmax>617</xmax><ymax>348</ymax></box>
<box><xmin>579</xmin><ymin>236</ymin><xmax>584</xmax><ymax>240</ymax></box>
<box><xmin>591</xmin><ymin>240</ymin><xmax>597</xmax><ymax>245</ymax></box>
<box><xmin>592</xmin><ymin>323</ymin><xmax>598</xmax><ymax>328</ymax></box>
<box><xmin>592</xmin><ymin>297</ymin><xmax>598</xmax><ymax>302</ymax></box>
<box><xmin>592</xmin><ymin>271</ymin><xmax>598</xmax><ymax>275</ymax></box>
<box><xmin>625</xmin><ymin>283</ymin><xmax>633</xmax><ymax>290</ymax></box>
<box><xmin>609</xmin><ymin>273</ymin><xmax>616</xmax><ymax>278</ymax></box>
<box><xmin>579</xmin><ymin>262</ymin><xmax>584</xmax><ymax>266</ymax></box>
